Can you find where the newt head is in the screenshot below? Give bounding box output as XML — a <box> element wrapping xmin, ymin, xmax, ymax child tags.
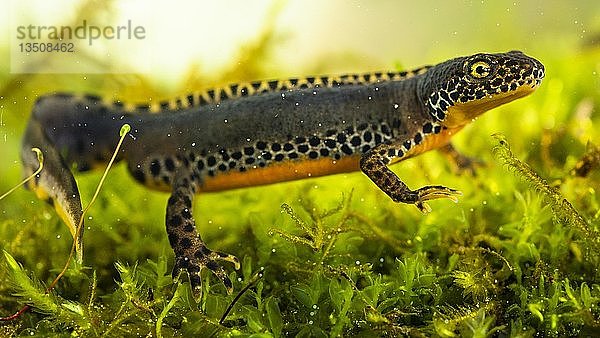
<box><xmin>419</xmin><ymin>50</ymin><xmax>545</xmax><ymax>129</ymax></box>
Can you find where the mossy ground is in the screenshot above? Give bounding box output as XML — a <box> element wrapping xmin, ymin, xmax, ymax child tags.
<box><xmin>1</xmin><ymin>2</ymin><xmax>600</xmax><ymax>337</ymax></box>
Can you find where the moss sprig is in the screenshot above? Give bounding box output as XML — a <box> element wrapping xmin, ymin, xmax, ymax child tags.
<box><xmin>492</xmin><ymin>133</ymin><xmax>600</xmax><ymax>255</ymax></box>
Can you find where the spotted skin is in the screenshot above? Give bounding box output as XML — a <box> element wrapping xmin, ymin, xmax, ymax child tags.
<box><xmin>166</xmin><ymin>166</ymin><xmax>239</xmax><ymax>293</ymax></box>
<box><xmin>21</xmin><ymin>51</ymin><xmax>544</xmax><ymax>294</ymax></box>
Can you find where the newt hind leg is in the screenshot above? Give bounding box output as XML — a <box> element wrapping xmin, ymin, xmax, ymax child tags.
<box><xmin>437</xmin><ymin>143</ymin><xmax>482</xmax><ymax>175</ymax></box>
<box><xmin>166</xmin><ymin>166</ymin><xmax>240</xmax><ymax>295</ymax></box>
<box><xmin>360</xmin><ymin>142</ymin><xmax>462</xmax><ymax>213</ymax></box>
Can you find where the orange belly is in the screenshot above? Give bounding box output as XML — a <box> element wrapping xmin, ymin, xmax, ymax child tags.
<box><xmin>199</xmin><ymin>154</ymin><xmax>361</xmax><ymax>192</ymax></box>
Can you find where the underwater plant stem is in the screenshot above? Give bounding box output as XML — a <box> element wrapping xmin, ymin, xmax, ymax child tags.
<box><xmin>0</xmin><ymin>305</ymin><xmax>30</xmax><ymax>321</ymax></box>
<box><xmin>492</xmin><ymin>133</ymin><xmax>600</xmax><ymax>253</ymax></box>
<box><xmin>0</xmin><ymin>149</ymin><xmax>43</xmax><ymax>321</ymax></box>
<box><xmin>219</xmin><ymin>270</ymin><xmax>263</xmax><ymax>325</ymax></box>
<box><xmin>48</xmin><ymin>123</ymin><xmax>131</xmax><ymax>292</ymax></box>
<box><xmin>0</xmin><ymin>148</ymin><xmax>43</xmax><ymax>201</ymax></box>
<box><xmin>1</xmin><ymin>125</ymin><xmax>130</xmax><ymax>322</ymax></box>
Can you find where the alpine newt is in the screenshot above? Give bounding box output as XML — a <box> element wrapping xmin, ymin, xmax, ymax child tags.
<box><xmin>21</xmin><ymin>51</ymin><xmax>545</xmax><ymax>293</ymax></box>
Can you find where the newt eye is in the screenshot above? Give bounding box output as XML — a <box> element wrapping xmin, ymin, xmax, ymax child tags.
<box><xmin>470</xmin><ymin>61</ymin><xmax>491</xmax><ymax>78</ymax></box>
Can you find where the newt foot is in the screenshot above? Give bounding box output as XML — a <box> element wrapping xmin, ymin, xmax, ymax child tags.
<box><xmin>413</xmin><ymin>185</ymin><xmax>462</xmax><ymax>213</ymax></box>
<box><xmin>173</xmin><ymin>246</ymin><xmax>240</xmax><ymax>296</ymax></box>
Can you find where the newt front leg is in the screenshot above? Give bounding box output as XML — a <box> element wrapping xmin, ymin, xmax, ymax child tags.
<box><xmin>360</xmin><ymin>142</ymin><xmax>462</xmax><ymax>213</ymax></box>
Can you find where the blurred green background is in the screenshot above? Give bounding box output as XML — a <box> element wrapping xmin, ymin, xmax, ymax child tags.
<box><xmin>1</xmin><ymin>0</ymin><xmax>599</xmax><ymax>178</ymax></box>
